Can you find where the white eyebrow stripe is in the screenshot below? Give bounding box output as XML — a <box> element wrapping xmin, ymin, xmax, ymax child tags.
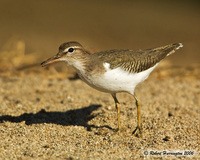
<box><xmin>63</xmin><ymin>46</ymin><xmax>82</xmax><ymax>52</ymax></box>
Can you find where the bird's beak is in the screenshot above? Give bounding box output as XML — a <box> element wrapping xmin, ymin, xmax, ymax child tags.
<box><xmin>41</xmin><ymin>54</ymin><xmax>61</xmax><ymax>67</ymax></box>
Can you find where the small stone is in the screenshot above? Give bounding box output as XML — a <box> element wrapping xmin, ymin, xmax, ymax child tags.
<box><xmin>168</xmin><ymin>112</ymin><xmax>173</xmax><ymax>117</ymax></box>
<box><xmin>163</xmin><ymin>136</ymin><xmax>170</xmax><ymax>141</ymax></box>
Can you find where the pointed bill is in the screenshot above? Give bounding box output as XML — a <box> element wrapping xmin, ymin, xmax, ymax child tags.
<box><xmin>41</xmin><ymin>54</ymin><xmax>61</xmax><ymax>67</ymax></box>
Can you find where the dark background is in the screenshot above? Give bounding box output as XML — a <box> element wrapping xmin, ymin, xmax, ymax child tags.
<box><xmin>0</xmin><ymin>0</ymin><xmax>199</xmax><ymax>67</ymax></box>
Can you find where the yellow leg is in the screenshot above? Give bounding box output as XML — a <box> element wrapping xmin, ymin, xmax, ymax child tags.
<box><xmin>132</xmin><ymin>95</ymin><xmax>142</xmax><ymax>137</ymax></box>
<box><xmin>111</xmin><ymin>94</ymin><xmax>121</xmax><ymax>131</ymax></box>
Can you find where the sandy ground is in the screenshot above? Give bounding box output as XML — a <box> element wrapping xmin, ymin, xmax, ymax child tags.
<box><xmin>0</xmin><ymin>65</ymin><xmax>199</xmax><ymax>159</ymax></box>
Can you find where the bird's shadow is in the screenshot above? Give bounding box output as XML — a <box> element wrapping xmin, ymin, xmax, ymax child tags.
<box><xmin>0</xmin><ymin>104</ymin><xmax>113</xmax><ymax>131</ymax></box>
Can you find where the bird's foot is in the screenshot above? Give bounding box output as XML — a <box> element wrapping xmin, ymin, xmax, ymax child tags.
<box><xmin>132</xmin><ymin>126</ymin><xmax>142</xmax><ymax>138</ymax></box>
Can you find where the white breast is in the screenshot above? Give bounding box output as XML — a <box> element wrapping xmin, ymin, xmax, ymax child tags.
<box><xmin>78</xmin><ymin>62</ymin><xmax>158</xmax><ymax>94</ymax></box>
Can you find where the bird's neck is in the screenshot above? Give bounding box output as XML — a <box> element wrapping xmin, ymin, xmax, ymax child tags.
<box><xmin>69</xmin><ymin>51</ymin><xmax>91</xmax><ymax>74</ymax></box>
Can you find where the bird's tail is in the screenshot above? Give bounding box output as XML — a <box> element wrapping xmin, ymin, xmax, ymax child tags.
<box><xmin>163</xmin><ymin>43</ymin><xmax>183</xmax><ymax>56</ymax></box>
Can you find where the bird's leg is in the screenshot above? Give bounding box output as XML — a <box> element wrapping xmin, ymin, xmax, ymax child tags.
<box><xmin>132</xmin><ymin>94</ymin><xmax>142</xmax><ymax>137</ymax></box>
<box><xmin>111</xmin><ymin>93</ymin><xmax>121</xmax><ymax>132</ymax></box>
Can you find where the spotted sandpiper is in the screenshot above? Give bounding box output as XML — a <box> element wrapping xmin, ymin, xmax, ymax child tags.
<box><xmin>41</xmin><ymin>41</ymin><xmax>183</xmax><ymax>136</ymax></box>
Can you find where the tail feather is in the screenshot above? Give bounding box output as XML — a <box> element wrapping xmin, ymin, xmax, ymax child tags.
<box><xmin>166</xmin><ymin>43</ymin><xmax>183</xmax><ymax>56</ymax></box>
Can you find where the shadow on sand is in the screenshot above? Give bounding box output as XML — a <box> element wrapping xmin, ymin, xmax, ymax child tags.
<box><xmin>0</xmin><ymin>104</ymin><xmax>113</xmax><ymax>131</ymax></box>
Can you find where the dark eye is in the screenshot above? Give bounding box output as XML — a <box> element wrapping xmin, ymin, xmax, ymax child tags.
<box><xmin>68</xmin><ymin>48</ymin><xmax>74</xmax><ymax>53</ymax></box>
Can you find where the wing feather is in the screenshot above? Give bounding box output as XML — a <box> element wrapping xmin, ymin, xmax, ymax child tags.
<box><xmin>94</xmin><ymin>43</ymin><xmax>182</xmax><ymax>73</ymax></box>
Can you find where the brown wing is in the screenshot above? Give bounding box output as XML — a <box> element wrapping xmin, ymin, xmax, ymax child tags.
<box><xmin>95</xmin><ymin>43</ymin><xmax>182</xmax><ymax>73</ymax></box>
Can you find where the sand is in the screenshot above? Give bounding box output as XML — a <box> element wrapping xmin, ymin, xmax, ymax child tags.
<box><xmin>0</xmin><ymin>66</ymin><xmax>199</xmax><ymax>159</ymax></box>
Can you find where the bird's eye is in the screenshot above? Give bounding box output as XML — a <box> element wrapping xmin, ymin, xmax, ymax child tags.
<box><xmin>68</xmin><ymin>48</ymin><xmax>74</xmax><ymax>53</ymax></box>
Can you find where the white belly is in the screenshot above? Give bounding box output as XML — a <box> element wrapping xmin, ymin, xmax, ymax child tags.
<box><xmin>78</xmin><ymin>63</ymin><xmax>158</xmax><ymax>94</ymax></box>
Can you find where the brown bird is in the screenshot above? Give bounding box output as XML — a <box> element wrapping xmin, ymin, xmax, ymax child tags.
<box><xmin>41</xmin><ymin>42</ymin><xmax>183</xmax><ymax>136</ymax></box>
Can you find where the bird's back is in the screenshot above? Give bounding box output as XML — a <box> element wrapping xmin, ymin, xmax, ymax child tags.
<box><xmin>93</xmin><ymin>43</ymin><xmax>182</xmax><ymax>73</ymax></box>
